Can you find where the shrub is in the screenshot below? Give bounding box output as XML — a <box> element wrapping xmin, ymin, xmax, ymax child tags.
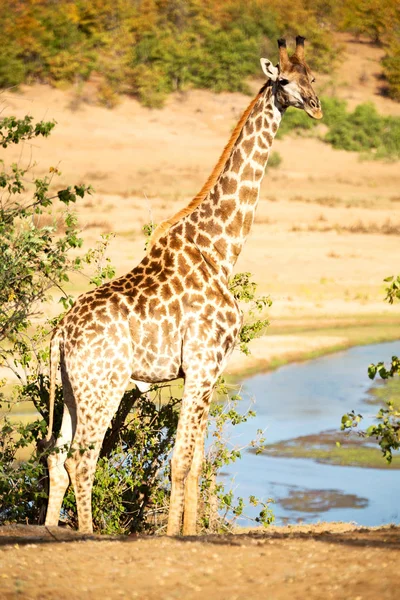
<box><xmin>266</xmin><ymin>151</ymin><xmax>282</xmax><ymax>169</ymax></box>
<box><xmin>342</xmin><ymin>276</ymin><xmax>400</xmax><ymax>463</ymax></box>
<box><xmin>277</xmin><ymin>96</ymin><xmax>400</xmax><ymax>161</ymax></box>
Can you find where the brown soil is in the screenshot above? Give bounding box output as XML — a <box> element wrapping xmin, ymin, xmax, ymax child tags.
<box><xmin>0</xmin><ymin>524</ymin><xmax>398</xmax><ymax>599</ymax></box>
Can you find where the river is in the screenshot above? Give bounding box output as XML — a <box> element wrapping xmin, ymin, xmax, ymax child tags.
<box><xmin>223</xmin><ymin>340</ymin><xmax>400</xmax><ymax>526</ymax></box>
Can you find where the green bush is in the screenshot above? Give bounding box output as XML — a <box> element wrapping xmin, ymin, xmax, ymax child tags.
<box><xmin>342</xmin><ymin>277</ymin><xmax>400</xmax><ymax>463</ymax></box>
<box><xmin>326</xmin><ymin>102</ymin><xmax>400</xmax><ymax>159</ymax></box>
<box><xmin>277</xmin><ymin>96</ymin><xmax>400</xmax><ymax>161</ymax></box>
<box><xmin>266</xmin><ymin>151</ymin><xmax>282</xmax><ymax>169</ymax></box>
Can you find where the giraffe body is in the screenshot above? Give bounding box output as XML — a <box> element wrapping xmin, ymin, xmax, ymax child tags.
<box><xmin>45</xmin><ymin>37</ymin><xmax>322</xmax><ymax>535</ymax></box>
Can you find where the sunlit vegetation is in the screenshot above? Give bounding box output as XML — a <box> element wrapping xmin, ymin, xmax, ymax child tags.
<box><xmin>278</xmin><ymin>97</ymin><xmax>400</xmax><ymax>160</ymax></box>
<box><xmin>1</xmin><ymin>2</ymin><xmax>399</xmax><ymax>105</ymax></box>
<box><xmin>0</xmin><ymin>0</ymin><xmax>344</xmax><ymax>107</ymax></box>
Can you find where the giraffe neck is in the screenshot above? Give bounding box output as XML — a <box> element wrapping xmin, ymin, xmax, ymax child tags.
<box><xmin>181</xmin><ymin>84</ymin><xmax>281</xmax><ymax>279</ymax></box>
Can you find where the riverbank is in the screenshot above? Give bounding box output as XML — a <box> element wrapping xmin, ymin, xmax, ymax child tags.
<box><xmin>226</xmin><ymin>316</ymin><xmax>400</xmax><ymax>379</ymax></box>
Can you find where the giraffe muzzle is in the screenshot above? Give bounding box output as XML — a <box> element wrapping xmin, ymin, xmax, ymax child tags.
<box><xmin>305</xmin><ymin>97</ymin><xmax>323</xmax><ymax>120</ymax></box>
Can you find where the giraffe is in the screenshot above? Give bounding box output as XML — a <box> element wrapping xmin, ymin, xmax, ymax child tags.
<box><xmin>44</xmin><ymin>36</ymin><xmax>322</xmax><ymax>536</ymax></box>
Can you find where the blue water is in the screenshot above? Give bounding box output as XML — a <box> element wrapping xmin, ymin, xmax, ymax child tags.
<box><xmin>221</xmin><ymin>340</ymin><xmax>400</xmax><ymax>526</ymax></box>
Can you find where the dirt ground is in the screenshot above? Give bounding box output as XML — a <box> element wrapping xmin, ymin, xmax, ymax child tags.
<box><xmin>0</xmin><ymin>523</ymin><xmax>399</xmax><ymax>599</ymax></box>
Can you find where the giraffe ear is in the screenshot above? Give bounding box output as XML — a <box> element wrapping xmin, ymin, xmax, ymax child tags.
<box><xmin>260</xmin><ymin>58</ymin><xmax>279</xmax><ymax>81</ymax></box>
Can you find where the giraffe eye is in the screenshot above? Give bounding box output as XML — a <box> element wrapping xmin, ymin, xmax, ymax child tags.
<box><xmin>311</xmin><ymin>77</ymin><xmax>316</xmax><ymax>83</ymax></box>
<box><xmin>279</xmin><ymin>78</ymin><xmax>289</xmax><ymax>86</ymax></box>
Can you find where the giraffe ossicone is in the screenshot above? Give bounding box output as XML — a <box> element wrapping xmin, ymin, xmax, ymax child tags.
<box><xmin>44</xmin><ymin>36</ymin><xmax>322</xmax><ymax>536</ymax></box>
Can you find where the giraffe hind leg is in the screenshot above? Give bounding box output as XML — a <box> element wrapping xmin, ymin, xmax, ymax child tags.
<box><xmin>64</xmin><ymin>377</ymin><xmax>131</xmax><ymax>533</ymax></box>
<box><xmin>45</xmin><ymin>402</ymin><xmax>75</xmax><ymax>527</ymax></box>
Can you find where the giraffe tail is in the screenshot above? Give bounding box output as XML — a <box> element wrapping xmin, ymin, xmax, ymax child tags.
<box><xmin>43</xmin><ymin>327</ymin><xmax>62</xmax><ymax>447</ymax></box>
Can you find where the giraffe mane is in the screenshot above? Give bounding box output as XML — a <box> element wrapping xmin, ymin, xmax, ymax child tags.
<box><xmin>147</xmin><ymin>85</ymin><xmax>268</xmax><ymax>251</ymax></box>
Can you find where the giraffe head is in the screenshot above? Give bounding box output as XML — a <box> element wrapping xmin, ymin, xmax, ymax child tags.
<box><xmin>260</xmin><ymin>36</ymin><xmax>322</xmax><ymax>120</ymax></box>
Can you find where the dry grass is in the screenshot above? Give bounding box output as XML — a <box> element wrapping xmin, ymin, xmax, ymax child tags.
<box><xmin>291</xmin><ymin>218</ymin><xmax>400</xmax><ymax>235</ymax></box>
<box><xmin>83</xmin><ymin>219</ymin><xmax>113</xmax><ymax>232</ymax></box>
<box><xmin>32</xmin><ymin>212</ymin><xmax>72</xmax><ymax>232</ymax></box>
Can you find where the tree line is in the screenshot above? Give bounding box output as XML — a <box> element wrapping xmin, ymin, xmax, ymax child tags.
<box><xmin>1</xmin><ymin>0</ymin><xmax>399</xmax><ymax>107</ymax></box>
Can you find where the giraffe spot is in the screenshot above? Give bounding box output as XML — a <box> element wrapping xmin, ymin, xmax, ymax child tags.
<box><xmin>157</xmin><ymin>356</ymin><xmax>171</xmax><ymax>367</ymax></box>
<box><xmin>155</xmin><ymin>270</ymin><xmax>168</xmax><ymax>283</ymax></box>
<box><xmin>135</xmin><ymin>294</ymin><xmax>147</xmax><ymax>319</ymax></box>
<box><xmin>117</xmin><ymin>300</ymin><xmax>129</xmax><ymax>318</ymax></box>
<box><xmin>242</xmin><ymin>137</ymin><xmax>255</xmax><ymax>154</ymax></box>
<box><xmin>231</xmin><ymin>243</ymin><xmax>241</xmax><ymax>260</ymax></box>
<box><xmin>178</xmin><ymin>254</ymin><xmax>191</xmax><ymax>276</ymax></box>
<box><xmin>143</xmin><ymin>322</ymin><xmax>159</xmax><ymax>347</ymax></box>
<box><xmin>223</xmin><ymin>334</ymin><xmax>234</xmax><ymax>351</ymax></box>
<box><xmin>266</xmin><ymin>110</ymin><xmax>274</xmax><ymax>119</ymax></box>
<box><xmin>148</xmin><ymin>297</ymin><xmax>159</xmax><ymax>313</ymax></box>
<box><xmin>185</xmin><ymin>245</ymin><xmax>201</xmax><ymax>266</ymax></box>
<box><xmin>226</xmin><ymin>310</ymin><xmax>239</xmax><ymax>327</ymax></box>
<box><xmin>242</xmin><ymin>164</ymin><xmax>255</xmax><ymax>181</ymax></box>
<box><xmin>231</xmin><ymin>149</ymin><xmax>243</xmax><ymax>173</ymax></box>
<box><xmin>253</xmin><ymin>151</ymin><xmax>267</xmax><ymax>166</ymax></box>
<box><xmin>263</xmin><ymin>132</ymin><xmax>273</xmax><ymax>146</ymax></box>
<box><xmin>88</xmin><ymin>322</ymin><xmax>104</xmax><ymax>335</ymax></box>
<box><xmin>202</xmin><ymin>304</ymin><xmax>214</xmax><ymax>320</ymax></box>
<box><xmin>199</xmin><ymin>202</ymin><xmax>213</xmax><ymax>219</ymax></box>
<box><xmin>242</xmin><ymin>210</ymin><xmax>254</xmax><ymax>235</ymax></box>
<box><xmin>239</xmin><ymin>186</ymin><xmax>258</xmax><ymax>204</ymax></box>
<box><xmin>255</xmin><ymin>115</ymin><xmax>263</xmax><ymax>130</ymax></box>
<box><xmin>213</xmin><ymin>237</ymin><xmax>227</xmax><ymax>259</ymax></box>
<box><xmin>210</xmin><ymin>185</ymin><xmax>221</xmax><ymax>206</ymax></box>
<box><xmin>272</xmin><ymin>122</ymin><xmax>278</xmax><ymax>133</ymax></box>
<box><xmin>168</xmin><ymin>299</ymin><xmax>181</xmax><ymax>319</ymax></box>
<box><xmin>214</xmin><ymin>199</ymin><xmax>236</xmax><ymax>220</ymax></box>
<box><xmin>161</xmin><ymin>283</ymin><xmax>173</xmax><ymax>301</ymax></box>
<box><xmin>214</xmin><ymin>324</ymin><xmax>224</xmax><ymax>343</ymax></box>
<box><xmin>245</xmin><ymin>120</ymin><xmax>254</xmax><ymax>135</ymax></box>
<box><xmin>149</xmin><ymin>245</ymin><xmax>162</xmax><ymax>259</ymax></box>
<box><xmin>104</xmin><ymin>348</ymin><xmax>115</xmax><ymax>360</ymax></box>
<box><xmin>163</xmin><ymin>249</ymin><xmax>175</xmax><ymax>269</ymax></box>
<box><xmin>185</xmin><ymin>272</ymin><xmax>203</xmax><ymax>291</ymax></box>
<box><xmin>189</xmin><ymin>211</ymin><xmax>199</xmax><ymax>223</ymax></box>
<box><xmin>128</xmin><ymin>275</ymin><xmax>142</xmax><ymax>287</ymax></box>
<box><xmin>171</xmin><ymin>276</ymin><xmax>184</xmax><ymax>295</ymax></box>
<box><xmin>78</xmin><ymin>304</ymin><xmax>91</xmax><ymax>315</ymax></box>
<box><xmin>185</xmin><ymin>221</ymin><xmax>196</xmax><ymax>240</ymax></box>
<box><xmin>207</xmin><ymin>221</ymin><xmax>223</xmax><ymax>236</ymax></box>
<box><xmin>226</xmin><ymin>209</ymin><xmax>244</xmax><ymax>237</ymax></box>
<box><xmin>219</xmin><ymin>176</ymin><xmax>237</xmax><ymax>195</ymax></box>
<box><xmin>196</xmin><ymin>232</ymin><xmax>210</xmax><ymax>247</ymax></box>
<box><xmin>161</xmin><ymin>320</ymin><xmax>171</xmax><ymax>338</ymax></box>
<box><xmin>258</xmin><ymin>137</ymin><xmax>269</xmax><ymax>150</ymax></box>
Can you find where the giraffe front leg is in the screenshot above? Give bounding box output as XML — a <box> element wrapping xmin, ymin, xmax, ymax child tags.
<box><xmin>182</xmin><ymin>405</ymin><xmax>210</xmax><ymax>536</ymax></box>
<box><xmin>167</xmin><ymin>385</ymin><xmax>213</xmax><ymax>536</ymax></box>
